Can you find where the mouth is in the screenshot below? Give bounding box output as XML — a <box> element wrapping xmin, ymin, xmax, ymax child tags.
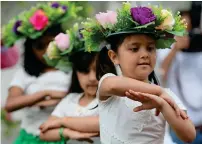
<box><xmin>88</xmin><ymin>85</ymin><xmax>97</xmax><ymax>88</ymax></box>
<box><xmin>137</xmin><ymin>62</ymin><xmax>150</xmax><ymax>66</ymax></box>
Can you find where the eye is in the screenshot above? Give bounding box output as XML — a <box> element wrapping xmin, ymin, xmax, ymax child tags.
<box><xmin>147</xmin><ymin>46</ymin><xmax>155</xmax><ymax>52</ymax></box>
<box><xmin>130</xmin><ymin>47</ymin><xmax>139</xmax><ymax>52</ymax></box>
<box><xmin>79</xmin><ymin>68</ymin><xmax>89</xmax><ymax>74</ymax></box>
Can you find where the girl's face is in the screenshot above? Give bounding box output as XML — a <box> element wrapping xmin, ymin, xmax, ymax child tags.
<box><xmin>109</xmin><ymin>34</ymin><xmax>156</xmax><ymax>81</ymax></box>
<box><xmin>76</xmin><ymin>59</ymin><xmax>98</xmax><ymax>97</ymax></box>
<box><xmin>32</xmin><ymin>35</ymin><xmax>54</xmax><ymax>64</ymax></box>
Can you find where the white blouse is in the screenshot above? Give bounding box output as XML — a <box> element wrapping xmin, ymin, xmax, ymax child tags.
<box><xmin>9</xmin><ymin>68</ymin><xmax>72</xmax><ymax>135</ymax></box>
<box><xmin>52</xmin><ymin>93</ymin><xmax>101</xmax><ymax>144</ymax></box>
<box><xmin>97</xmin><ymin>73</ymin><xmax>186</xmax><ymax>144</ymax></box>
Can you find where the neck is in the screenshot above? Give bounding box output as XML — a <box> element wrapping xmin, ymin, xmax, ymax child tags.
<box><xmin>83</xmin><ymin>93</ymin><xmax>95</xmax><ymax>101</ymax></box>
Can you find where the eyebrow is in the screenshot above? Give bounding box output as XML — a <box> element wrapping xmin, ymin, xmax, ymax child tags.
<box><xmin>128</xmin><ymin>41</ymin><xmax>155</xmax><ymax>46</ymax></box>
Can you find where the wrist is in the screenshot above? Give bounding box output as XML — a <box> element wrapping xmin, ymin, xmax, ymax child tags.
<box><xmin>159</xmin><ymin>98</ymin><xmax>168</xmax><ymax>112</ymax></box>
<box><xmin>61</xmin><ymin>117</ymin><xmax>68</xmax><ymax>126</ymax></box>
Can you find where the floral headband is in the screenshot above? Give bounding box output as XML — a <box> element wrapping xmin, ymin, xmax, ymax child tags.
<box><xmin>44</xmin><ymin>23</ymin><xmax>85</xmax><ymax>73</ymax></box>
<box><xmin>2</xmin><ymin>1</ymin><xmax>83</xmax><ymax>47</ymax></box>
<box><xmin>81</xmin><ymin>2</ymin><xmax>187</xmax><ymax>52</ymax></box>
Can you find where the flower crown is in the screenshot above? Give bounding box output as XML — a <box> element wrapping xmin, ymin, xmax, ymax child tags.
<box><xmin>81</xmin><ymin>2</ymin><xmax>187</xmax><ymax>52</ymax></box>
<box><xmin>44</xmin><ymin>23</ymin><xmax>85</xmax><ymax>73</ymax></box>
<box><xmin>2</xmin><ymin>1</ymin><xmax>83</xmax><ymax>47</ymax></box>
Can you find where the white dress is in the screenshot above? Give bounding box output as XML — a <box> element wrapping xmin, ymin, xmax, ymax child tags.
<box><xmin>9</xmin><ymin>68</ymin><xmax>72</xmax><ymax>135</ymax></box>
<box><xmin>97</xmin><ymin>73</ymin><xmax>186</xmax><ymax>144</ymax></box>
<box><xmin>52</xmin><ymin>93</ymin><xmax>101</xmax><ymax>144</ymax></box>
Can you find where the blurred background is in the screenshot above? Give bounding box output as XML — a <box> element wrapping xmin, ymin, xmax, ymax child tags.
<box><xmin>1</xmin><ymin>1</ymin><xmax>201</xmax><ymax>144</ymax></box>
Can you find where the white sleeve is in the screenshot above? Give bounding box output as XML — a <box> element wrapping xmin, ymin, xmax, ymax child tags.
<box><xmin>9</xmin><ymin>68</ymin><xmax>27</xmax><ymax>90</ymax></box>
<box><xmin>51</xmin><ymin>94</ymin><xmax>71</xmax><ymax>117</ymax></box>
<box><xmin>164</xmin><ymin>88</ymin><xmax>187</xmax><ymax>110</ymax></box>
<box><xmin>96</xmin><ymin>73</ymin><xmax>116</xmax><ymax>99</ymax></box>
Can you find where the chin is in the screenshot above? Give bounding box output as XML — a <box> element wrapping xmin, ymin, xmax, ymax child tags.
<box><xmin>87</xmin><ymin>90</ymin><xmax>97</xmax><ymax>96</ymax></box>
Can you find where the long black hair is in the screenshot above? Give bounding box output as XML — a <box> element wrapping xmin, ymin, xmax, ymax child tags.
<box><xmin>68</xmin><ymin>51</ymin><xmax>98</xmax><ymax>93</ymax></box>
<box><xmin>96</xmin><ymin>34</ymin><xmax>160</xmax><ymax>85</ymax></box>
<box><xmin>23</xmin><ymin>24</ymin><xmax>63</xmax><ymax>77</ymax></box>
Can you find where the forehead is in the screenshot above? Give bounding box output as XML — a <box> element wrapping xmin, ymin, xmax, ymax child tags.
<box><xmin>123</xmin><ymin>34</ymin><xmax>155</xmax><ymax>46</ymax></box>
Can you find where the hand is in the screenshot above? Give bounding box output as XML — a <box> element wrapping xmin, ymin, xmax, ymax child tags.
<box><xmin>157</xmin><ymin>90</ymin><xmax>188</xmax><ymax>119</ymax></box>
<box><xmin>40</xmin><ymin>119</ymin><xmax>62</xmax><ymax>132</ymax></box>
<box><xmin>125</xmin><ymin>90</ymin><xmax>165</xmax><ymax>112</ymax></box>
<box><xmin>33</xmin><ymin>99</ymin><xmax>61</xmax><ymax>108</ymax></box>
<box><xmin>45</xmin><ymin>90</ymin><xmax>67</xmax><ymax>99</ymax></box>
<box><xmin>64</xmin><ymin>128</ymin><xmax>98</xmax><ymax>142</ymax></box>
<box><xmin>173</xmin><ymin>36</ymin><xmax>190</xmax><ymax>50</ymax></box>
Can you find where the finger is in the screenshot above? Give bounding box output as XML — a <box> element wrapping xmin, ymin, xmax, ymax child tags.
<box><xmin>41</xmin><ymin>126</ymin><xmax>49</xmax><ymax>133</ymax></box>
<box><xmin>133</xmin><ymin>105</ymin><xmax>145</xmax><ymax>112</ymax></box>
<box><xmin>126</xmin><ymin>91</ymin><xmax>139</xmax><ymax>101</ymax></box>
<box><xmin>128</xmin><ymin>90</ymin><xmax>145</xmax><ymax>101</ymax></box>
<box><xmin>172</xmin><ymin>103</ymin><xmax>181</xmax><ymax>117</ymax></box>
<box><xmin>138</xmin><ymin>92</ymin><xmax>162</xmax><ymax>103</ymax></box>
<box><xmin>39</xmin><ymin>124</ymin><xmax>44</xmax><ymax>129</ymax></box>
<box><xmin>180</xmin><ymin>110</ymin><xmax>188</xmax><ymax>120</ymax></box>
<box><xmin>155</xmin><ymin>109</ymin><xmax>161</xmax><ymax>116</ymax></box>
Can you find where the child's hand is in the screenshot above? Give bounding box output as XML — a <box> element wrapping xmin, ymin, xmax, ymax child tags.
<box><xmin>64</xmin><ymin>128</ymin><xmax>98</xmax><ymax>142</ymax></box>
<box><xmin>33</xmin><ymin>99</ymin><xmax>61</xmax><ymax>108</ymax></box>
<box><xmin>40</xmin><ymin>119</ymin><xmax>62</xmax><ymax>132</ymax></box>
<box><xmin>125</xmin><ymin>90</ymin><xmax>166</xmax><ymax>112</ymax></box>
<box><xmin>45</xmin><ymin>90</ymin><xmax>67</xmax><ymax>99</ymax></box>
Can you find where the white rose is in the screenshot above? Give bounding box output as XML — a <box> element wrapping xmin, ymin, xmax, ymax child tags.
<box><xmin>156</xmin><ymin>9</ymin><xmax>175</xmax><ymax>30</ymax></box>
<box><xmin>46</xmin><ymin>41</ymin><xmax>60</xmax><ymax>59</ymax></box>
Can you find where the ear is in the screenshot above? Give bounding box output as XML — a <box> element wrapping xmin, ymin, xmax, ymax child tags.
<box><xmin>108</xmin><ymin>50</ymin><xmax>119</xmax><ymax>65</ymax></box>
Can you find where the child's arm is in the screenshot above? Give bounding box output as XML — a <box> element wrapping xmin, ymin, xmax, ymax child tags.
<box><xmin>160</xmin><ymin>36</ymin><xmax>190</xmax><ymax>83</ymax></box>
<box><xmin>126</xmin><ymin>90</ymin><xmax>196</xmax><ymax>143</ymax></box>
<box><xmin>100</xmin><ymin>75</ymin><xmax>162</xmax><ymax>99</ymax></box>
<box><xmin>5</xmin><ymin>87</ymin><xmax>47</xmax><ymax>112</ymax></box>
<box><xmin>40</xmin><ymin>128</ymin><xmax>98</xmax><ymax>142</ymax></box>
<box><xmin>5</xmin><ymin>87</ymin><xmax>66</xmax><ymax>112</ymax></box>
<box><xmin>160</xmin><ymin>98</ymin><xmax>196</xmax><ymax>143</ymax></box>
<box><xmin>40</xmin><ymin>116</ymin><xmax>99</xmax><ymax>133</ymax></box>
<box><xmin>61</xmin><ymin>116</ymin><xmax>99</xmax><ymax>132</ymax></box>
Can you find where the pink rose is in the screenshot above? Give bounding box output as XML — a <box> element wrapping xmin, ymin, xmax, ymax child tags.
<box><xmin>96</xmin><ymin>11</ymin><xmax>117</xmax><ymax>28</ymax></box>
<box><xmin>29</xmin><ymin>10</ymin><xmax>49</xmax><ymax>31</ymax></box>
<box><xmin>54</xmin><ymin>33</ymin><xmax>70</xmax><ymax>51</ymax></box>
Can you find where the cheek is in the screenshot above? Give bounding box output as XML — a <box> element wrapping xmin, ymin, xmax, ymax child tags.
<box><xmin>150</xmin><ymin>53</ymin><xmax>156</xmax><ymax>67</ymax></box>
<box><xmin>77</xmin><ymin>73</ymin><xmax>88</xmax><ymax>88</ymax></box>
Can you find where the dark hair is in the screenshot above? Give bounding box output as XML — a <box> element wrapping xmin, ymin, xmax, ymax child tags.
<box><xmin>68</xmin><ymin>51</ymin><xmax>98</xmax><ymax>93</ymax></box>
<box><xmin>23</xmin><ymin>24</ymin><xmax>63</xmax><ymax>77</ymax></box>
<box><xmin>96</xmin><ymin>34</ymin><xmax>160</xmax><ymax>85</ymax></box>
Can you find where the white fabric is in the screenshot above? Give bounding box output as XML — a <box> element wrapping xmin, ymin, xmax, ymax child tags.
<box><xmin>166</xmin><ymin>52</ymin><xmax>202</xmax><ymax>126</ymax></box>
<box><xmin>9</xmin><ymin>68</ymin><xmax>72</xmax><ymax>135</ymax></box>
<box><xmin>52</xmin><ymin>93</ymin><xmax>100</xmax><ymax>144</ymax></box>
<box><xmin>52</xmin><ymin>93</ymin><xmax>99</xmax><ymax>117</ymax></box>
<box><xmin>97</xmin><ymin>73</ymin><xmax>186</xmax><ymax>144</ymax></box>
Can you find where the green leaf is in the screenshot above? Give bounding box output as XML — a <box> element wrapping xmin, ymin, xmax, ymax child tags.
<box><xmin>134</xmin><ymin>22</ymin><xmax>155</xmax><ymax>29</ymax></box>
<box><xmin>55</xmin><ymin>58</ymin><xmax>72</xmax><ymax>73</ymax></box>
<box><xmin>156</xmin><ymin>38</ymin><xmax>176</xmax><ymax>49</ymax></box>
<box><xmin>166</xmin><ymin>30</ymin><xmax>187</xmax><ymax>36</ymax></box>
<box><xmin>43</xmin><ymin>54</ymin><xmax>59</xmax><ymax>67</ymax></box>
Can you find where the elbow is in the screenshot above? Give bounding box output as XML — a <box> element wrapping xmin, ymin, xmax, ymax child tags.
<box><xmin>184</xmin><ymin>129</ymin><xmax>196</xmax><ymax>143</ymax></box>
<box><xmin>181</xmin><ymin>127</ymin><xmax>196</xmax><ymax>143</ymax></box>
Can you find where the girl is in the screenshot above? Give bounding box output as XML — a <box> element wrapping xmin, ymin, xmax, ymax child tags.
<box><xmin>81</xmin><ymin>3</ymin><xmax>196</xmax><ymax>144</ymax></box>
<box><xmin>39</xmin><ymin>27</ymin><xmax>100</xmax><ymax>144</ymax></box>
<box><xmin>3</xmin><ymin>2</ymin><xmax>81</xmax><ymax>144</ymax></box>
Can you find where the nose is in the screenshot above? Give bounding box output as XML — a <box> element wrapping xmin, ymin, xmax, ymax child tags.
<box><xmin>88</xmin><ymin>69</ymin><xmax>97</xmax><ymax>83</ymax></box>
<box><xmin>139</xmin><ymin>48</ymin><xmax>149</xmax><ymax>59</ymax></box>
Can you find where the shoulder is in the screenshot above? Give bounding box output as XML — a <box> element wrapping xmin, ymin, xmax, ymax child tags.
<box><xmin>62</xmin><ymin>93</ymin><xmax>81</xmax><ymax>103</ymax></box>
